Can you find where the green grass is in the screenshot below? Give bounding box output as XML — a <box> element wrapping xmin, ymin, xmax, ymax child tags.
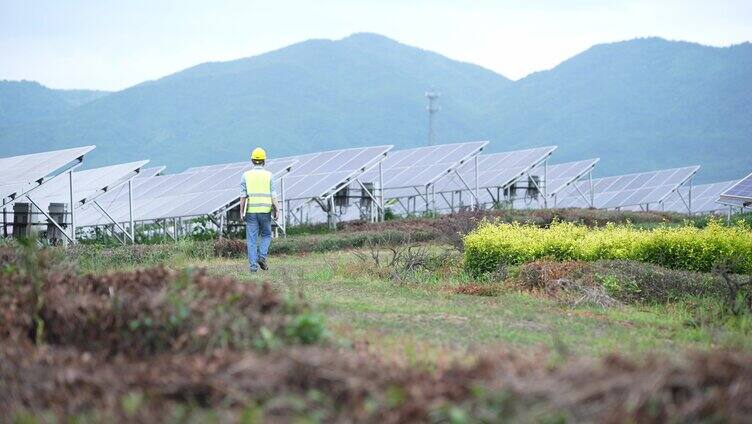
<box><xmin>187</xmin><ymin>250</ymin><xmax>751</xmax><ymax>361</ymax></box>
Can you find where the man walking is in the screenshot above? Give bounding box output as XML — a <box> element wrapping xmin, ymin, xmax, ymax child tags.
<box><xmin>240</xmin><ymin>147</ymin><xmax>279</xmax><ymax>272</ymax></box>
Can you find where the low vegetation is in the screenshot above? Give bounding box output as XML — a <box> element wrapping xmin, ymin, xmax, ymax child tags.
<box><xmin>464</xmin><ymin>219</ymin><xmax>752</xmax><ymax>275</ymax></box>
<box><xmin>4</xmin><ymin>208</ymin><xmax>752</xmax><ymax>422</ymax></box>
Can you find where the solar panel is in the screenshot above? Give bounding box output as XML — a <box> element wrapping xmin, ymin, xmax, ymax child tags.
<box><xmin>76</xmin><ymin>159</ymin><xmax>296</xmax><ymax>227</ymax></box>
<box><xmin>0</xmin><ymin>146</ymin><xmax>96</xmax><ymax>206</ymax></box>
<box><xmin>350</xmin><ymin>142</ymin><xmax>488</xmax><ymax>206</ymax></box>
<box><xmin>507</xmin><ymin>158</ymin><xmax>600</xmax><ymax>209</ymax></box>
<box><xmin>653</xmin><ymin>180</ymin><xmax>737</xmax><ymax>214</ymax></box>
<box><xmin>19</xmin><ymin>160</ymin><xmax>150</xmax><ymax>209</ymax></box>
<box><xmin>280</xmin><ymin>145</ymin><xmax>392</xmax><ymax>202</ymax></box>
<box><xmin>720</xmin><ymin>172</ymin><xmax>752</xmax><ymax>206</ymax></box>
<box><xmin>427</xmin><ymin>146</ymin><xmax>556</xmax><ymax>211</ymax></box>
<box><xmin>555</xmin><ymin>166</ymin><xmax>700</xmax><ymax>210</ymax></box>
<box><xmin>546</xmin><ymin>159</ymin><xmax>600</xmax><ymax>197</ymax></box>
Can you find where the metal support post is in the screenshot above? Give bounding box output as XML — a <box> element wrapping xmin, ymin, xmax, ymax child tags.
<box><xmin>688</xmin><ymin>177</ymin><xmax>693</xmax><ymax>215</ymax></box>
<box><xmin>543</xmin><ymin>159</ymin><xmax>548</xmax><ymax>208</ymax></box>
<box><xmin>474</xmin><ymin>155</ymin><xmax>480</xmax><ymax>210</ymax></box>
<box><xmin>431</xmin><ymin>185</ymin><xmax>436</xmax><ymax>215</ymax></box>
<box><xmin>128</xmin><ymin>179</ymin><xmax>135</xmax><ymax>243</ymax></box>
<box><xmin>589</xmin><ymin>170</ymin><xmax>594</xmax><ymax>208</ymax></box>
<box><xmin>280</xmin><ymin>176</ymin><xmax>286</xmax><ymax>235</ymax></box>
<box><xmin>25</xmin><ymin>195</ymin><xmax>75</xmax><ymax>244</ymax></box>
<box><xmin>68</xmin><ymin>170</ymin><xmax>76</xmax><ymax>244</ymax></box>
<box><xmin>378</xmin><ymin>161</ymin><xmax>384</xmax><ymax>222</ymax></box>
<box><xmin>328</xmin><ymin>197</ymin><xmax>336</xmax><ymax>230</ymax></box>
<box><xmin>92</xmin><ymin>200</ymin><xmax>130</xmax><ymax>245</ymax></box>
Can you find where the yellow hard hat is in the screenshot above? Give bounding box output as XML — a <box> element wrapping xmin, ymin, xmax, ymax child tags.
<box><xmin>251</xmin><ymin>147</ymin><xmax>266</xmax><ymax>161</ymax></box>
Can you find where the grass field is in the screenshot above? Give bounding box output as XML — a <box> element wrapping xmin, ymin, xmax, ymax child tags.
<box><xmin>4</xmin><ymin>209</ymin><xmax>752</xmax><ymax>422</ymax></box>
<box><xmin>120</xmin><ymin>251</ymin><xmax>749</xmax><ymax>363</ymax></box>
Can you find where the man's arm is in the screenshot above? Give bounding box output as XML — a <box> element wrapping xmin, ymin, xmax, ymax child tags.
<box><xmin>271</xmin><ymin>197</ymin><xmax>280</xmax><ymax>221</ymax></box>
<box><xmin>270</xmin><ymin>176</ymin><xmax>279</xmax><ymax>221</ymax></box>
<box><xmin>240</xmin><ymin>176</ymin><xmax>247</xmax><ymax>219</ymax></box>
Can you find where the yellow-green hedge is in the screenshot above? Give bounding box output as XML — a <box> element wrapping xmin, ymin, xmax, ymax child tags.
<box><xmin>463</xmin><ymin>220</ymin><xmax>752</xmax><ymax>275</ymax></box>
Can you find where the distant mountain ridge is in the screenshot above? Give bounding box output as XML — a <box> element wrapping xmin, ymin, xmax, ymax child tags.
<box><xmin>0</xmin><ymin>33</ymin><xmax>750</xmax><ymax>183</ymax></box>
<box><xmin>0</xmin><ymin>80</ymin><xmax>110</xmax><ymax>127</ymax></box>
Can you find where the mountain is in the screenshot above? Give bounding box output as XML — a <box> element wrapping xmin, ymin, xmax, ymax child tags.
<box><xmin>0</xmin><ymin>33</ymin><xmax>510</xmax><ymax>170</ymax></box>
<box><xmin>0</xmin><ymin>80</ymin><xmax>73</xmax><ymax>127</ymax></box>
<box><xmin>486</xmin><ymin>37</ymin><xmax>752</xmax><ymax>182</ymax></box>
<box><xmin>0</xmin><ymin>34</ymin><xmax>750</xmax><ymax>182</ymax></box>
<box><xmin>0</xmin><ymin>80</ymin><xmax>110</xmax><ymax>127</ymax></box>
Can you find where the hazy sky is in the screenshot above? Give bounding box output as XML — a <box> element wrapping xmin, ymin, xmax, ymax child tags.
<box><xmin>2</xmin><ymin>0</ymin><xmax>751</xmax><ymax>90</ymax></box>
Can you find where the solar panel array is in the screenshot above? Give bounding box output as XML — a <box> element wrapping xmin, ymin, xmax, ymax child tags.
<box><xmin>436</xmin><ymin>146</ymin><xmax>556</xmax><ymax>194</ymax></box>
<box><xmin>358</xmin><ymin>141</ymin><xmax>488</xmax><ymax>201</ymax></box>
<box><xmin>24</xmin><ymin>160</ymin><xmax>149</xmax><ymax>207</ymax></box>
<box><xmin>720</xmin><ymin>172</ymin><xmax>752</xmax><ymax>206</ymax></box>
<box><xmin>555</xmin><ymin>166</ymin><xmax>700</xmax><ymax>210</ymax></box>
<box><xmin>188</xmin><ymin>146</ymin><xmax>393</xmax><ymax>214</ymax></box>
<box><xmin>77</xmin><ymin>159</ymin><xmax>295</xmax><ymax>226</ymax></box>
<box><xmin>657</xmin><ymin>180</ymin><xmax>737</xmax><ymax>214</ymax></box>
<box><xmin>0</xmin><ymin>141</ymin><xmax>742</xmax><ymax>237</ymax></box>
<box><xmin>508</xmin><ymin>159</ymin><xmax>600</xmax><ymax>209</ymax></box>
<box><xmin>414</xmin><ymin>146</ymin><xmax>555</xmax><ymax>212</ymax></box>
<box><xmin>0</xmin><ymin>146</ymin><xmax>95</xmax><ymax>205</ymax></box>
<box><xmin>546</xmin><ymin>159</ymin><xmax>600</xmax><ymax>198</ymax></box>
<box><xmin>280</xmin><ymin>145</ymin><xmax>392</xmax><ymax>203</ymax></box>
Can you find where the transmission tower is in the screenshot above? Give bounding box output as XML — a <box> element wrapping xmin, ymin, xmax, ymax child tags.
<box><xmin>426</xmin><ymin>91</ymin><xmax>440</xmax><ymax>146</ymax></box>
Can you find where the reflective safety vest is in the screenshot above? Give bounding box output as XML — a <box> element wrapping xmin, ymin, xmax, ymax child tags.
<box><xmin>243</xmin><ymin>168</ymin><xmax>273</xmax><ymax>213</ymax></box>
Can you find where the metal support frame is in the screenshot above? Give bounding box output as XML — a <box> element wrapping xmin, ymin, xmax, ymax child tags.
<box><xmin>378</xmin><ymin>161</ymin><xmax>384</xmax><ymax>222</ymax></box>
<box><xmin>572</xmin><ymin>181</ymin><xmax>592</xmax><ymax>208</ymax></box>
<box><xmin>485</xmin><ymin>187</ymin><xmax>498</xmax><ymax>205</ymax></box>
<box><xmin>22</xmin><ymin>169</ymin><xmax>77</xmax><ymax>244</ymax></box>
<box><xmin>92</xmin><ymin>200</ymin><xmax>132</xmax><ymax>245</ymax></box>
<box><xmin>452</xmin><ymin>169</ymin><xmax>480</xmax><ymax>207</ymax></box>
<box><xmin>2</xmin><ymin>205</ymin><xmax>7</xmax><ymax>237</ymax></box>
<box><xmin>671</xmin><ymin>178</ymin><xmax>694</xmax><ymax>215</ymax></box>
<box><xmin>355</xmin><ymin>177</ymin><xmax>383</xmax><ymax>217</ymax></box>
<box><xmin>439</xmin><ymin>192</ymin><xmax>452</xmax><ymax>213</ymax></box>
<box><xmin>279</xmin><ymin>175</ymin><xmax>286</xmax><ymax>234</ymax></box>
<box><xmin>327</xmin><ymin>196</ymin><xmax>336</xmax><ymax>230</ymax></box>
<box><xmin>5</xmin><ymin>162</ymin><xmax>85</xmax><ymax>243</ymax></box>
<box><xmin>162</xmin><ymin>220</ymin><xmax>175</xmax><ymax>241</ymax></box>
<box><xmin>396</xmin><ymin>198</ymin><xmax>409</xmax><ymax>215</ymax></box>
<box><xmin>24</xmin><ymin>195</ymin><xmax>75</xmax><ymax>244</ymax></box>
<box><xmin>542</xmin><ymin>158</ymin><xmax>548</xmax><ymax>208</ymax></box>
<box><xmin>127</xmin><ymin>179</ymin><xmax>135</xmax><ymax>242</ymax></box>
<box><xmin>474</xmin><ymin>155</ymin><xmax>480</xmax><ymax>210</ymax></box>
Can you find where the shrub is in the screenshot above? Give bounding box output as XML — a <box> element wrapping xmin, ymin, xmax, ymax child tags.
<box><xmin>464</xmin><ymin>220</ymin><xmax>752</xmax><ymax>276</ymax></box>
<box><xmin>0</xmin><ymin>244</ymin><xmax>324</xmax><ymax>355</ymax></box>
<box><xmin>514</xmin><ymin>260</ymin><xmax>743</xmax><ymax>305</ymax></box>
<box><xmin>214</xmin><ymin>230</ymin><xmax>436</xmax><ymax>258</ymax></box>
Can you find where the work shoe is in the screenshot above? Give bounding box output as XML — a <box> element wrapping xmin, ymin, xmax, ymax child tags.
<box><xmin>257</xmin><ymin>257</ymin><xmax>269</xmax><ymax>271</ymax></box>
<box><xmin>249</xmin><ymin>267</ymin><xmax>258</xmax><ymax>273</ymax></box>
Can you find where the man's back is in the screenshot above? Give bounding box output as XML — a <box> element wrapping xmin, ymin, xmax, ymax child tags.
<box><xmin>242</xmin><ymin>167</ymin><xmax>273</xmax><ymax>214</ymax></box>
